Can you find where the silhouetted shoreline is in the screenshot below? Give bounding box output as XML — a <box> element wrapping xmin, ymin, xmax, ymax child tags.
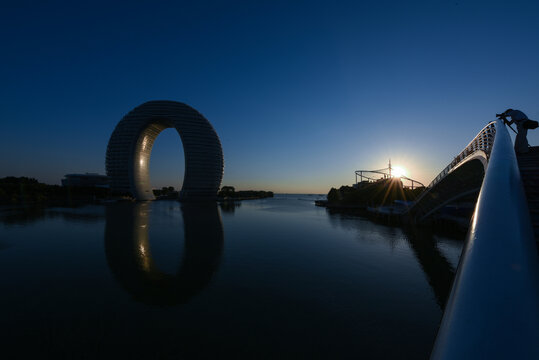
<box><xmin>0</xmin><ymin>177</ymin><xmax>110</xmax><ymax>207</ymax></box>
<box><xmin>217</xmin><ymin>186</ymin><xmax>273</xmax><ymax>201</ymax></box>
<box><xmin>317</xmin><ymin>178</ymin><xmax>472</xmax><ymax>235</ymax></box>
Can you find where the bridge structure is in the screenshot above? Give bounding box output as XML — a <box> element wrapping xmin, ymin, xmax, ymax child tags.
<box><xmin>413</xmin><ymin>119</ymin><xmax>539</xmax><ymax>359</ymax></box>
<box><xmin>408</xmin><ymin>121</ymin><xmax>495</xmax><ymax>222</ymax></box>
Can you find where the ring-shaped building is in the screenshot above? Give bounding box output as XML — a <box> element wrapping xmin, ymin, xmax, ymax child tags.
<box><xmin>106</xmin><ymin>101</ymin><xmax>224</xmax><ymax>201</ymax></box>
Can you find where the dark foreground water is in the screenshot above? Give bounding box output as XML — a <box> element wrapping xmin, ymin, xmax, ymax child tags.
<box><xmin>0</xmin><ymin>195</ymin><xmax>463</xmax><ymax>359</ymax></box>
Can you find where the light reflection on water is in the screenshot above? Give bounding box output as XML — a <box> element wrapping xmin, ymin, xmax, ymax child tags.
<box><xmin>0</xmin><ymin>195</ymin><xmax>463</xmax><ymax>359</ymax></box>
<box><xmin>104</xmin><ymin>202</ymin><xmax>223</xmax><ymax>305</ymax></box>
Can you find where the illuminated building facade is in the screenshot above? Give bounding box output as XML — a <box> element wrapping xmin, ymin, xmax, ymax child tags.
<box><xmin>106</xmin><ymin>101</ymin><xmax>224</xmax><ymax>201</ymax></box>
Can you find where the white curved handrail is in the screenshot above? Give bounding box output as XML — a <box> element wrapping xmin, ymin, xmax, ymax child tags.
<box><xmin>430</xmin><ymin>119</ymin><xmax>539</xmax><ymax>359</ymax></box>
<box><xmin>428</xmin><ymin>121</ymin><xmax>496</xmax><ymax>190</ymax></box>
<box><xmin>411</xmin><ymin>122</ymin><xmax>496</xmax><ymax>208</ymax></box>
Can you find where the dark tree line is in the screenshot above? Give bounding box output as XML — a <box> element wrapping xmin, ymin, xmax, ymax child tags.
<box><xmin>218</xmin><ymin>186</ymin><xmax>273</xmax><ymax>200</ymax></box>
<box><xmin>0</xmin><ymin>177</ymin><xmax>110</xmax><ymax>206</ymax></box>
<box><xmin>327</xmin><ymin>178</ymin><xmax>424</xmax><ymax>207</ymax></box>
<box><xmin>152</xmin><ymin>186</ymin><xmax>179</xmax><ymax>198</ymax></box>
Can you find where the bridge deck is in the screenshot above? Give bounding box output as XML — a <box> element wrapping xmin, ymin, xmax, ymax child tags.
<box><xmin>517</xmin><ymin>146</ymin><xmax>539</xmax><ymax>241</ymax></box>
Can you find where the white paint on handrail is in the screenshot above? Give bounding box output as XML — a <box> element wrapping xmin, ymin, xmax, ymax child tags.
<box><xmin>430</xmin><ymin>120</ymin><xmax>539</xmax><ymax>359</ymax></box>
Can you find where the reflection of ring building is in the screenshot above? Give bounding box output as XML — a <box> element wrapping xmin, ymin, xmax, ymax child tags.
<box><xmin>106</xmin><ymin>101</ymin><xmax>224</xmax><ymax>201</ymax></box>
<box><xmin>104</xmin><ymin>202</ymin><xmax>223</xmax><ymax>305</ymax></box>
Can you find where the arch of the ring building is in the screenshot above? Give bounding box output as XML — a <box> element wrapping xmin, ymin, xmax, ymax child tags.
<box><xmin>106</xmin><ymin>100</ymin><xmax>224</xmax><ymax>201</ymax></box>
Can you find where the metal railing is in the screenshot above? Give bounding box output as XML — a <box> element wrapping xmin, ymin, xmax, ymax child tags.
<box><xmin>430</xmin><ymin>119</ymin><xmax>539</xmax><ymax>359</ymax></box>
<box><xmin>426</xmin><ymin>121</ymin><xmax>496</xmax><ymax>192</ymax></box>
<box><xmin>408</xmin><ymin>122</ymin><xmax>496</xmax><ymax>212</ymax></box>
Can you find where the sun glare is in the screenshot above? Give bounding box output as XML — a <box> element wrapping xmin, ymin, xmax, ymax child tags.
<box><xmin>392</xmin><ymin>166</ymin><xmax>406</xmax><ymax>178</ymax></box>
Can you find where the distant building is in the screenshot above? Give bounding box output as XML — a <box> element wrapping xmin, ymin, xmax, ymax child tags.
<box><xmin>62</xmin><ymin>173</ymin><xmax>109</xmax><ymax>188</ymax></box>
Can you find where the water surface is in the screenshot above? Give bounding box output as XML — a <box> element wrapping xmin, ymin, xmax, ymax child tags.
<box><xmin>0</xmin><ymin>195</ymin><xmax>463</xmax><ymax>359</ymax></box>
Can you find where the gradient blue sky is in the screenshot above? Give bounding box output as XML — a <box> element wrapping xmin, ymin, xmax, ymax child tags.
<box><xmin>1</xmin><ymin>0</ymin><xmax>538</xmax><ymax>193</ymax></box>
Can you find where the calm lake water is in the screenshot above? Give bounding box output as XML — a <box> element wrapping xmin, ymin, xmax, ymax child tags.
<box><xmin>0</xmin><ymin>195</ymin><xmax>463</xmax><ymax>359</ymax></box>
